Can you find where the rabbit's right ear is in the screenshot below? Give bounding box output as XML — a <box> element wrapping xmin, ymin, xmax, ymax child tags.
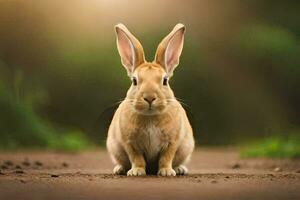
<box><xmin>115</xmin><ymin>24</ymin><xmax>145</xmax><ymax>76</ymax></box>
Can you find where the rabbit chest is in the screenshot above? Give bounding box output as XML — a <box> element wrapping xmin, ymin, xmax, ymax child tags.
<box><xmin>133</xmin><ymin>122</ymin><xmax>168</xmax><ymax>161</ymax></box>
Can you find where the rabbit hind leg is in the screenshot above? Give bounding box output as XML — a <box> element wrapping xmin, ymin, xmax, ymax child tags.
<box><xmin>172</xmin><ymin>142</ymin><xmax>194</xmax><ymax>175</ymax></box>
<box><xmin>107</xmin><ymin>138</ymin><xmax>131</xmax><ymax>175</ymax></box>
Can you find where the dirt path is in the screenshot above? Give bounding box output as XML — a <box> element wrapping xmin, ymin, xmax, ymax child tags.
<box><xmin>0</xmin><ymin>148</ymin><xmax>299</xmax><ymax>200</ymax></box>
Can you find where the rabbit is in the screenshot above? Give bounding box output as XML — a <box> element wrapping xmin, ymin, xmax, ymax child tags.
<box><xmin>106</xmin><ymin>23</ymin><xmax>194</xmax><ymax>176</ymax></box>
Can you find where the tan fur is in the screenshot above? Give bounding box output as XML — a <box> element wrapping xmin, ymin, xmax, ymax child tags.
<box><xmin>107</xmin><ymin>24</ymin><xmax>194</xmax><ymax>176</ymax></box>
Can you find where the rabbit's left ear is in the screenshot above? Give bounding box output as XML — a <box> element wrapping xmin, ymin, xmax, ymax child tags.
<box><xmin>154</xmin><ymin>23</ymin><xmax>185</xmax><ymax>76</ymax></box>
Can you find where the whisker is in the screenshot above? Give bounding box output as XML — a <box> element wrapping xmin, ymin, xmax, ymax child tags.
<box><xmin>173</xmin><ymin>97</ymin><xmax>191</xmax><ymax>109</ymax></box>
<box><xmin>173</xmin><ymin>98</ymin><xmax>196</xmax><ymax>132</ymax></box>
<box><xmin>175</xmin><ymin>97</ymin><xmax>185</xmax><ymax>101</ymax></box>
<box><xmin>166</xmin><ymin>98</ymin><xmax>186</xmax><ymax>105</ymax></box>
<box><xmin>91</xmin><ymin>100</ymin><xmax>124</xmax><ymax>134</ymax></box>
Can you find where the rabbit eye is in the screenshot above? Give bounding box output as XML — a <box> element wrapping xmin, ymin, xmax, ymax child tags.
<box><xmin>132</xmin><ymin>77</ymin><xmax>137</xmax><ymax>86</ymax></box>
<box><xmin>163</xmin><ymin>77</ymin><xmax>168</xmax><ymax>86</ymax></box>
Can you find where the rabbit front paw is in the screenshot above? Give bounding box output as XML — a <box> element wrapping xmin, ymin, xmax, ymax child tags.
<box><xmin>174</xmin><ymin>165</ymin><xmax>188</xmax><ymax>175</ymax></box>
<box><xmin>127</xmin><ymin>167</ymin><xmax>146</xmax><ymax>176</ymax></box>
<box><xmin>158</xmin><ymin>168</ymin><xmax>176</xmax><ymax>176</ymax></box>
<box><xmin>113</xmin><ymin>165</ymin><xmax>127</xmax><ymax>175</ymax></box>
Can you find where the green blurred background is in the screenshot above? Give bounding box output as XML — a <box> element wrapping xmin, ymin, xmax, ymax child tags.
<box><xmin>0</xmin><ymin>0</ymin><xmax>299</xmax><ymax>154</ymax></box>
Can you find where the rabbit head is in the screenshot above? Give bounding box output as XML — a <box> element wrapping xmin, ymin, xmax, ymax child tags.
<box><xmin>115</xmin><ymin>23</ymin><xmax>185</xmax><ymax>115</ymax></box>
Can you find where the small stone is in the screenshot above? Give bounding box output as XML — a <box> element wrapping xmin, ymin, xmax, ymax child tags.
<box><xmin>22</xmin><ymin>161</ymin><xmax>30</xmax><ymax>166</ymax></box>
<box><xmin>0</xmin><ymin>170</ymin><xmax>4</xmax><ymax>175</ymax></box>
<box><xmin>231</xmin><ymin>162</ymin><xmax>241</xmax><ymax>169</ymax></box>
<box><xmin>295</xmin><ymin>169</ymin><xmax>300</xmax><ymax>173</ymax></box>
<box><xmin>15</xmin><ymin>170</ymin><xmax>24</xmax><ymax>174</ymax></box>
<box><xmin>211</xmin><ymin>180</ymin><xmax>217</xmax><ymax>184</ymax></box>
<box><xmin>62</xmin><ymin>162</ymin><xmax>69</xmax><ymax>167</ymax></box>
<box><xmin>51</xmin><ymin>174</ymin><xmax>59</xmax><ymax>178</ymax></box>
<box><xmin>4</xmin><ymin>160</ymin><xmax>13</xmax><ymax>166</ymax></box>
<box><xmin>1</xmin><ymin>165</ymin><xmax>8</xmax><ymax>170</ymax></box>
<box><xmin>273</xmin><ymin>167</ymin><xmax>282</xmax><ymax>172</ymax></box>
<box><xmin>15</xmin><ymin>165</ymin><xmax>22</xmax><ymax>169</ymax></box>
<box><xmin>225</xmin><ymin>176</ymin><xmax>230</xmax><ymax>179</ymax></box>
<box><xmin>34</xmin><ymin>161</ymin><xmax>43</xmax><ymax>166</ymax></box>
<box><xmin>20</xmin><ymin>179</ymin><xmax>26</xmax><ymax>184</ymax></box>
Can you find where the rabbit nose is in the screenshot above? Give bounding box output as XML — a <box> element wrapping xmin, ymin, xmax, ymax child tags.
<box><xmin>143</xmin><ymin>95</ymin><xmax>156</xmax><ymax>105</ymax></box>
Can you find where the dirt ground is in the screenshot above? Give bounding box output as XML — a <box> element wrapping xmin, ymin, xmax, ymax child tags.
<box><xmin>0</xmin><ymin>148</ymin><xmax>299</xmax><ymax>200</ymax></box>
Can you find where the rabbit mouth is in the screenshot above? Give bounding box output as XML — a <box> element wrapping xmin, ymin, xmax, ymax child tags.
<box><xmin>135</xmin><ymin>106</ymin><xmax>164</xmax><ymax>115</ymax></box>
<box><xmin>132</xmin><ymin>102</ymin><xmax>166</xmax><ymax>115</ymax></box>
<box><xmin>126</xmin><ymin>98</ymin><xmax>168</xmax><ymax>115</ymax></box>
<box><xmin>137</xmin><ymin>109</ymin><xmax>163</xmax><ymax>116</ymax></box>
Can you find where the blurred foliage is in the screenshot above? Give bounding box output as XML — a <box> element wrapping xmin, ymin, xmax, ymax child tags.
<box><xmin>47</xmin><ymin>131</ymin><xmax>91</xmax><ymax>152</ymax></box>
<box><xmin>0</xmin><ymin>0</ymin><xmax>299</xmax><ymax>148</ymax></box>
<box><xmin>0</xmin><ymin>78</ymin><xmax>90</xmax><ymax>151</ymax></box>
<box><xmin>237</xmin><ymin>24</ymin><xmax>298</xmax><ymax>61</ymax></box>
<box><xmin>241</xmin><ymin>132</ymin><xmax>300</xmax><ymax>158</ymax></box>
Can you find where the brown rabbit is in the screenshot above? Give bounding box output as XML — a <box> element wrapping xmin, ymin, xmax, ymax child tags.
<box><xmin>106</xmin><ymin>23</ymin><xmax>194</xmax><ymax>176</ymax></box>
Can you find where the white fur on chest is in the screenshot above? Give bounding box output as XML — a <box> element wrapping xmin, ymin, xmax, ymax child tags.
<box><xmin>137</xmin><ymin>123</ymin><xmax>165</xmax><ymax>161</ymax></box>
